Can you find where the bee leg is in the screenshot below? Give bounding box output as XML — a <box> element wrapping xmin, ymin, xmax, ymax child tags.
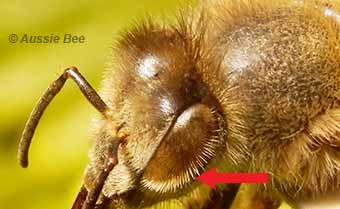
<box><xmin>71</xmin><ymin>188</ymin><xmax>113</xmax><ymax>209</ymax></box>
<box><xmin>73</xmin><ymin>134</ymin><xmax>121</xmax><ymax>209</ymax></box>
<box><xmin>71</xmin><ymin>154</ymin><xmax>118</xmax><ymax>209</ymax></box>
<box><xmin>82</xmin><ymin>155</ymin><xmax>118</xmax><ymax>209</ymax></box>
<box><xmin>18</xmin><ymin>66</ymin><xmax>108</xmax><ymax>168</ymax></box>
<box><xmin>72</xmin><ymin>186</ymin><xmax>88</xmax><ymax>209</ymax></box>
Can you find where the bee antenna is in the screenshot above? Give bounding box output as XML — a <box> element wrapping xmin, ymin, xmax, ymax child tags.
<box><xmin>17</xmin><ymin>66</ymin><xmax>108</xmax><ymax>168</ymax></box>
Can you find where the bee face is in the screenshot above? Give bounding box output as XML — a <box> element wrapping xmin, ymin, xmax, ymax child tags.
<box><xmin>83</xmin><ymin>22</ymin><xmax>229</xmax><ymax>205</ymax></box>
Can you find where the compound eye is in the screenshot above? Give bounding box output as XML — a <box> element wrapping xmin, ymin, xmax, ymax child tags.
<box><xmin>140</xmin><ymin>104</ymin><xmax>222</xmax><ymax>193</ymax></box>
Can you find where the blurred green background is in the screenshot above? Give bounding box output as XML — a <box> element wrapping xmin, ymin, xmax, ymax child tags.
<box><xmin>0</xmin><ymin>0</ymin><xmax>292</xmax><ymax>209</ymax></box>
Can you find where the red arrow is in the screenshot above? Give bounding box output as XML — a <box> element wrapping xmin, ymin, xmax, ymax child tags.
<box><xmin>197</xmin><ymin>167</ymin><xmax>269</xmax><ymax>189</ymax></box>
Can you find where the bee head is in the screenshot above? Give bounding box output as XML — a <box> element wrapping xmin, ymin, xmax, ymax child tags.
<box><xmin>85</xmin><ymin>21</ymin><xmax>227</xmax><ymax>199</ymax></box>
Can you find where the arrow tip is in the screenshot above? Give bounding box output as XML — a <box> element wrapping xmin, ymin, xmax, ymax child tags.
<box><xmin>197</xmin><ymin>167</ymin><xmax>218</xmax><ymax>189</ymax></box>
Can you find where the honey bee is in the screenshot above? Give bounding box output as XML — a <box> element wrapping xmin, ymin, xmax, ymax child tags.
<box><xmin>17</xmin><ymin>0</ymin><xmax>340</xmax><ymax>209</ymax></box>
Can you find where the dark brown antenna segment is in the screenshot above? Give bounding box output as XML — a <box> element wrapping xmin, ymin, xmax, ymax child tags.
<box><xmin>17</xmin><ymin>66</ymin><xmax>108</xmax><ymax>168</ymax></box>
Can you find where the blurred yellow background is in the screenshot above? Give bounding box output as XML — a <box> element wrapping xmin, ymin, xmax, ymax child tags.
<box><xmin>0</xmin><ymin>0</ymin><xmax>292</xmax><ymax>209</ymax></box>
<box><xmin>0</xmin><ymin>0</ymin><xmax>188</xmax><ymax>208</ymax></box>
